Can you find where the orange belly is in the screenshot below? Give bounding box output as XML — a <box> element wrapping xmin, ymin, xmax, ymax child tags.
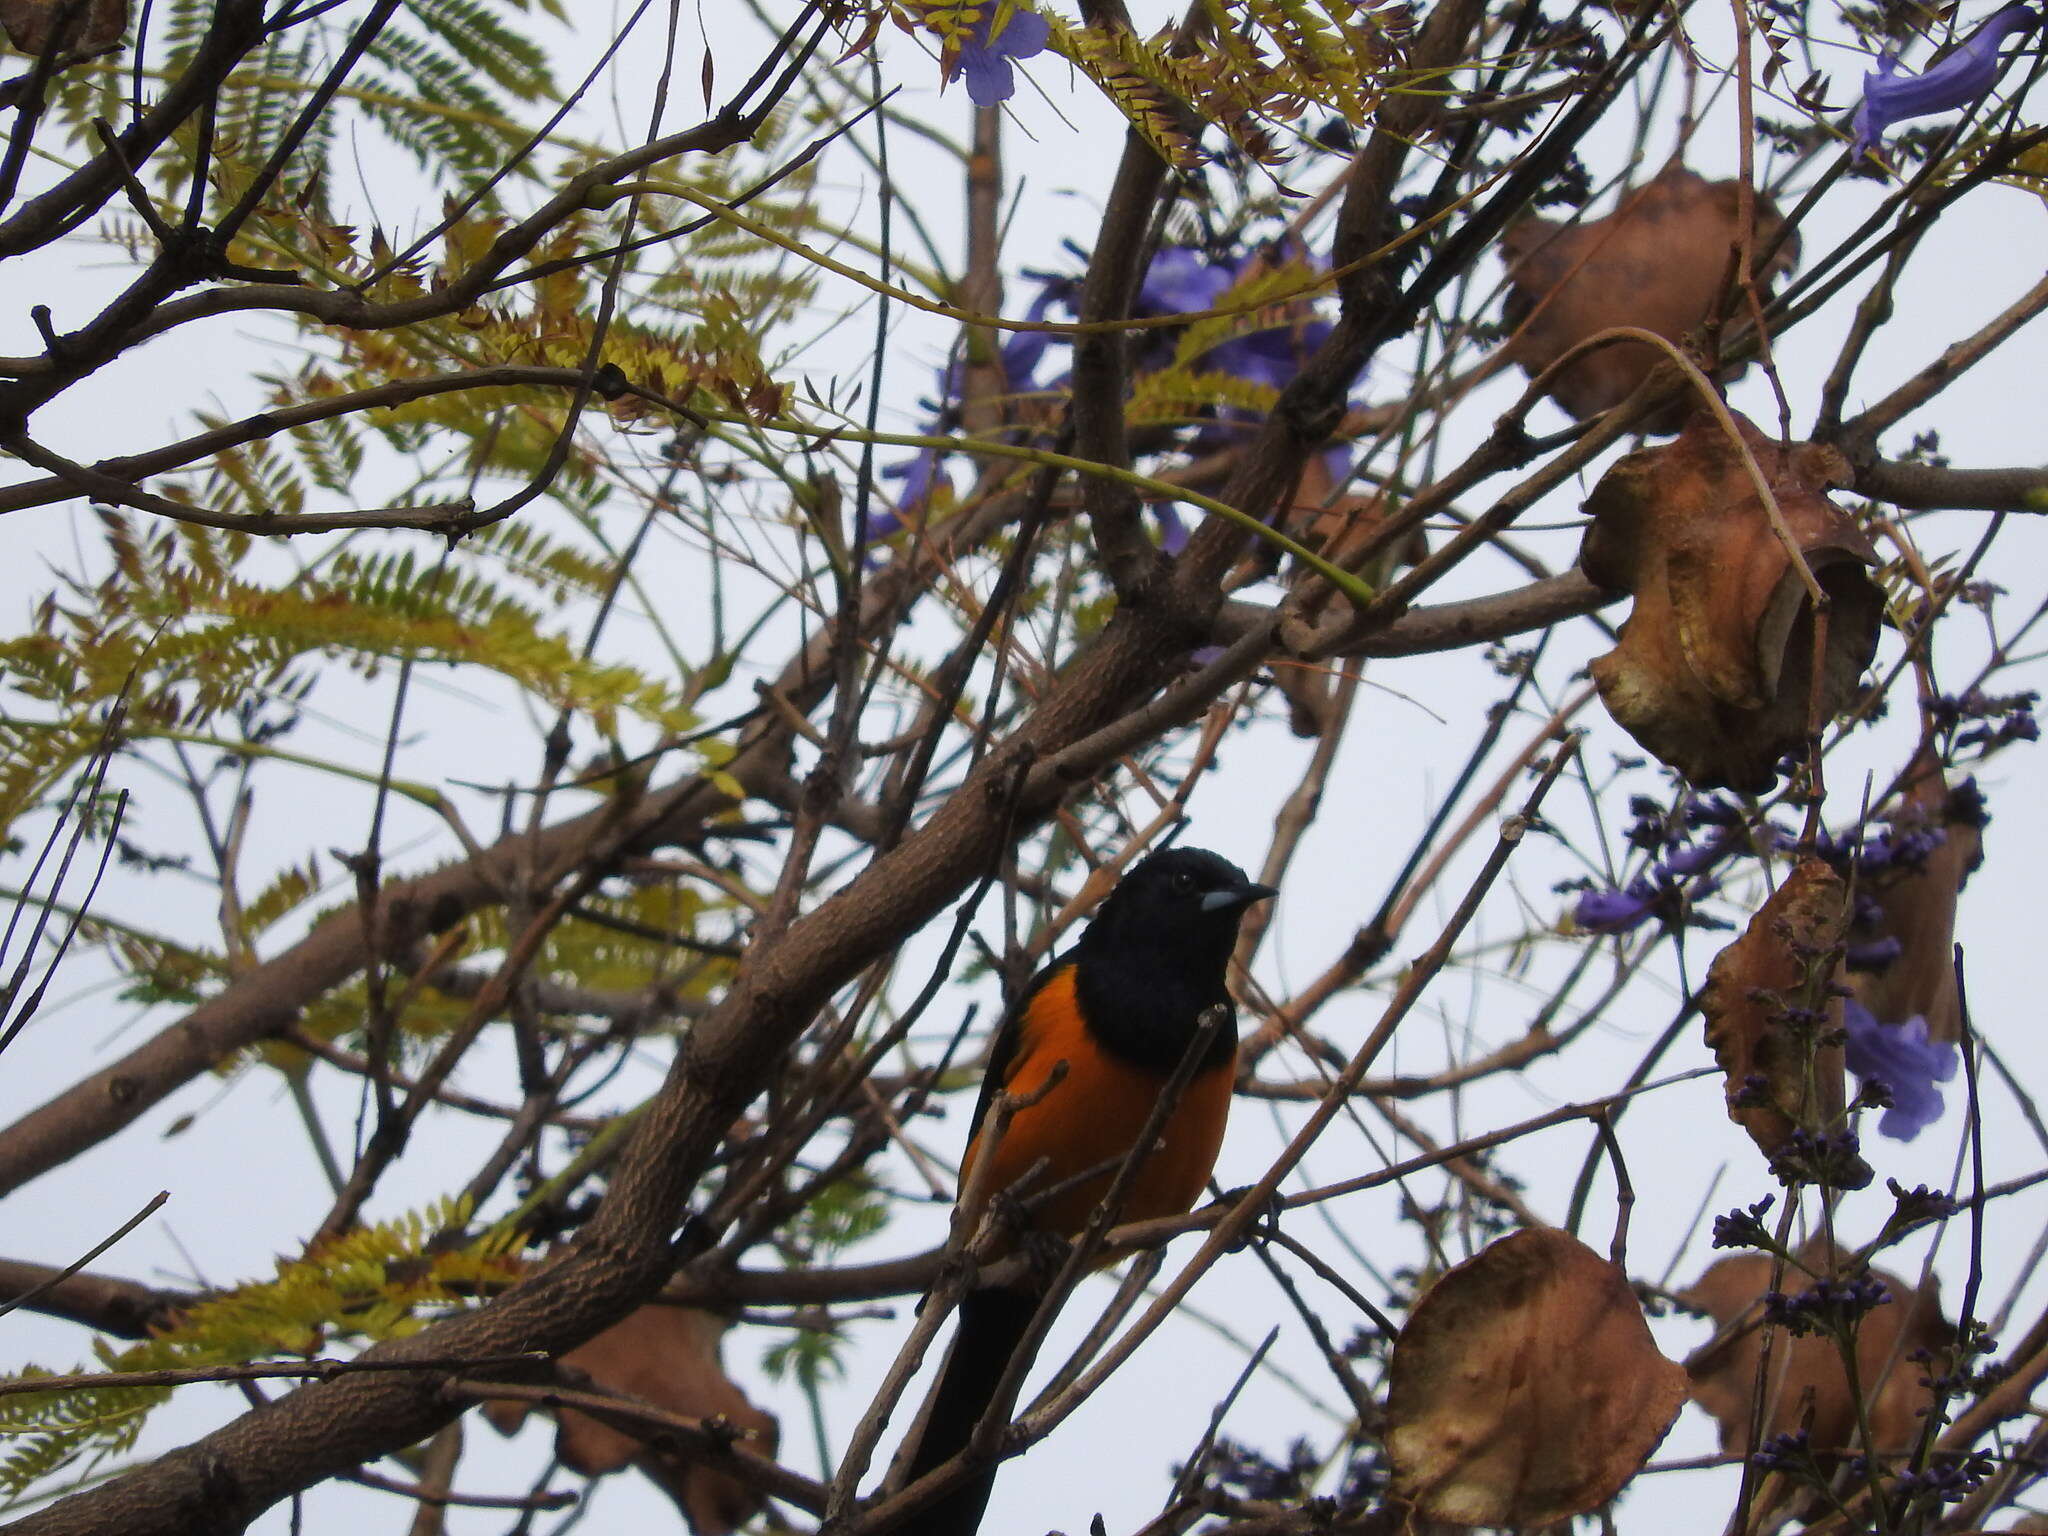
<box><xmin>959</xmin><ymin>966</ymin><xmax>1234</xmax><ymax>1246</ymax></box>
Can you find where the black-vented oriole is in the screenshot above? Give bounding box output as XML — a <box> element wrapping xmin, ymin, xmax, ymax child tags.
<box><xmin>893</xmin><ymin>845</ymin><xmax>1274</xmax><ymax>1536</ymax></box>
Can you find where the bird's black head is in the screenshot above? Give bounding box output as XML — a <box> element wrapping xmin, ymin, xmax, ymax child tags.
<box><xmin>1073</xmin><ymin>847</ymin><xmax>1275</xmax><ymax>1069</ymax></box>
<box><xmin>1082</xmin><ymin>847</ymin><xmax>1275</xmax><ymax>957</ymax></box>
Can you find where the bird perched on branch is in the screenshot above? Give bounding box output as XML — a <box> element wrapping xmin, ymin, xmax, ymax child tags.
<box><xmin>892</xmin><ymin>845</ymin><xmax>1274</xmax><ymax>1536</ymax></box>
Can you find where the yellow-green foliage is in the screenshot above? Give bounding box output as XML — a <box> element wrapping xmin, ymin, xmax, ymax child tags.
<box><xmin>0</xmin><ymin>513</ymin><xmax>696</xmax><ymax>831</ymax></box>
<box><xmin>0</xmin><ymin>1199</ymin><xmax>525</xmax><ymax>1503</ymax></box>
<box><xmin>259</xmin><ymin>881</ymin><xmax>735</xmax><ymax>1074</ymax></box>
<box><xmin>1128</xmin><ymin>367</ymin><xmax>1284</xmax><ymax>432</ymax></box>
<box><xmin>1172</xmin><ymin>257</ymin><xmax>1327</xmax><ymax>368</ymax></box>
<box><xmin>1044</xmin><ymin>0</ymin><xmax>1406</xmax><ymax>170</ymax></box>
<box><xmin>888</xmin><ymin>0</ymin><xmax>1404</xmax><ymax>168</ymax></box>
<box><xmin>0</xmin><ymin>1371</ymin><xmax>165</xmax><ymax>1506</ymax></box>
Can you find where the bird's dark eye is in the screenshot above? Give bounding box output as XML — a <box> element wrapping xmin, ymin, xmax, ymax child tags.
<box><xmin>1171</xmin><ymin>870</ymin><xmax>1196</xmax><ymax>895</ymax></box>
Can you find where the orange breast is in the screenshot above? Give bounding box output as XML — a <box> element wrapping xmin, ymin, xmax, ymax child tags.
<box><xmin>959</xmin><ymin>967</ymin><xmax>1234</xmax><ymax>1248</ymax></box>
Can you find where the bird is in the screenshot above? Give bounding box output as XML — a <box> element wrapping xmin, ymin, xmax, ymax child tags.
<box><xmin>892</xmin><ymin>845</ymin><xmax>1275</xmax><ymax>1536</ymax></box>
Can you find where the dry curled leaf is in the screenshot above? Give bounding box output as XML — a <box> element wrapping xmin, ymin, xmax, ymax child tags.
<box><xmin>0</xmin><ymin>0</ymin><xmax>125</xmax><ymax>55</ymax></box>
<box><xmin>1849</xmin><ymin>753</ymin><xmax>1985</xmax><ymax>1045</ymax></box>
<box><xmin>1681</xmin><ymin>1241</ymin><xmax>1950</xmax><ymax>1462</ymax></box>
<box><xmin>1501</xmin><ymin>163</ymin><xmax>1796</xmax><ymax>432</ymax></box>
<box><xmin>482</xmin><ymin>1305</ymin><xmax>778</xmax><ymax>1536</ymax></box>
<box><xmin>1386</xmin><ymin>1227</ymin><xmax>1688</xmax><ymax>1527</ymax></box>
<box><xmin>1699</xmin><ymin>858</ymin><xmax>1852</xmax><ymax>1165</ymax></box>
<box><xmin>1578</xmin><ymin>409</ymin><xmax>1882</xmax><ymax>791</ymax></box>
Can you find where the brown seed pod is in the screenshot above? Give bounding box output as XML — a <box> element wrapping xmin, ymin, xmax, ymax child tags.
<box><xmin>1386</xmin><ymin>1226</ymin><xmax>1688</xmax><ymax>1527</ymax></box>
<box><xmin>1578</xmin><ymin>408</ymin><xmax>1881</xmax><ymax>791</ymax></box>
<box><xmin>1501</xmin><ymin>163</ymin><xmax>1796</xmax><ymax>433</ymax></box>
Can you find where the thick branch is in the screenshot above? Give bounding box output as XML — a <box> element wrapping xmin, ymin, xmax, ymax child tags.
<box><xmin>0</xmin><ymin>1259</ymin><xmax>193</xmax><ymax>1339</ymax></box>
<box><xmin>1068</xmin><ymin>102</ymin><xmax>1173</xmax><ymax>595</ymax></box>
<box><xmin>1857</xmin><ymin>457</ymin><xmax>2048</xmax><ymax>513</ymax></box>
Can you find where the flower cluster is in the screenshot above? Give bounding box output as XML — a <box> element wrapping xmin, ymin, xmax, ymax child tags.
<box><xmin>875</xmin><ymin>240</ymin><xmax>1348</xmax><ymax>548</ymax></box>
<box><xmin>1762</xmin><ymin>1273</ymin><xmax>1893</xmax><ymax>1337</ymax></box>
<box><xmin>1883</xmin><ymin>1177</ymin><xmax>1963</xmax><ymax>1232</ymax></box>
<box><xmin>1569</xmin><ymin>835</ymin><xmax>1737</xmax><ymax>934</ymax></box>
<box><xmin>1767</xmin><ymin>1126</ymin><xmax>1874</xmax><ymax>1191</ymax></box>
<box><xmin>1807</xmin><ymin>788</ymin><xmax>1976</xmax><ymax>871</ymax></box>
<box><xmin>1751</xmin><ymin>1429</ymin><xmax>1819</xmax><ymax>1477</ymax></box>
<box><xmin>1709</xmin><ymin>1194</ymin><xmax>1777</xmax><ymax>1251</ymax></box>
<box><xmin>1933</xmin><ymin>687</ymin><xmax>2041</xmax><ymax>752</ymax></box>
<box><xmin>1034</xmin><ymin>240</ymin><xmax>1342</xmax><ymax>433</ymax></box>
<box><xmin>1201</xmin><ymin>1435</ymin><xmax>1321</xmax><ymax>1502</ymax></box>
<box><xmin>1753</xmin><ymin>1433</ymin><xmax>1818</xmax><ymax>1482</ymax></box>
<box><xmin>1568</xmin><ymin>796</ymin><xmax>1751</xmax><ymax>935</ymax></box>
<box><xmin>1887</xmin><ymin>1451</ymin><xmax>1998</xmax><ymax>1508</ymax></box>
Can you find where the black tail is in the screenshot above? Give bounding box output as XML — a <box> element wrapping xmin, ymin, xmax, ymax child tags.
<box><xmin>896</xmin><ymin>1287</ymin><xmax>1039</xmax><ymax>1536</ymax></box>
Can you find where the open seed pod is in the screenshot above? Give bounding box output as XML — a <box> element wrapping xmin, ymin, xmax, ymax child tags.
<box><xmin>482</xmin><ymin>1304</ymin><xmax>778</xmax><ymax>1535</ymax></box>
<box><xmin>1850</xmin><ymin>753</ymin><xmax>1985</xmax><ymax>1044</ymax></box>
<box><xmin>1501</xmin><ymin>163</ymin><xmax>1796</xmax><ymax>432</ymax></box>
<box><xmin>0</xmin><ymin>0</ymin><xmax>126</xmax><ymax>54</ymax></box>
<box><xmin>1699</xmin><ymin>858</ymin><xmax>1853</xmax><ymax>1167</ymax></box>
<box><xmin>1681</xmin><ymin>1241</ymin><xmax>1949</xmax><ymax>1473</ymax></box>
<box><xmin>1579</xmin><ymin>409</ymin><xmax>1882</xmax><ymax>791</ymax></box>
<box><xmin>1386</xmin><ymin>1227</ymin><xmax>1688</xmax><ymax>1527</ymax></box>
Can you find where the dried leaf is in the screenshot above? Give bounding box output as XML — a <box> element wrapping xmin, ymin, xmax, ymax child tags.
<box><xmin>0</xmin><ymin>0</ymin><xmax>125</xmax><ymax>54</ymax></box>
<box><xmin>1699</xmin><ymin>858</ymin><xmax>1852</xmax><ymax>1163</ymax></box>
<box><xmin>1386</xmin><ymin>1227</ymin><xmax>1688</xmax><ymax>1527</ymax></box>
<box><xmin>1579</xmin><ymin>409</ymin><xmax>1882</xmax><ymax>791</ymax></box>
<box><xmin>1501</xmin><ymin>163</ymin><xmax>1796</xmax><ymax>432</ymax></box>
<box><xmin>1849</xmin><ymin>754</ymin><xmax>1984</xmax><ymax>1044</ymax></box>
<box><xmin>1680</xmin><ymin>1242</ymin><xmax>1949</xmax><ymax>1459</ymax></box>
<box><xmin>482</xmin><ymin>1306</ymin><xmax>778</xmax><ymax>1536</ymax></box>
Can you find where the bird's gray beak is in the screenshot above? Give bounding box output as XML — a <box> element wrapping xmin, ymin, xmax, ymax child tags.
<box><xmin>1202</xmin><ymin>882</ymin><xmax>1278</xmax><ymax>912</ymax></box>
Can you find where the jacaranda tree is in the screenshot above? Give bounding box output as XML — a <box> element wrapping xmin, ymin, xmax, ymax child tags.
<box><xmin>1</xmin><ymin>0</ymin><xmax>2046</xmax><ymax>1532</ymax></box>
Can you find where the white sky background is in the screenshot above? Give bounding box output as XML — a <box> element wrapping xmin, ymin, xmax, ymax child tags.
<box><xmin>2</xmin><ymin>0</ymin><xmax>2047</xmax><ymax>1532</ymax></box>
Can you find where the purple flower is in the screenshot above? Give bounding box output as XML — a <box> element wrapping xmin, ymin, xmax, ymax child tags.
<box><xmin>880</xmin><ymin>446</ymin><xmax>949</xmax><ymax>518</ymax></box>
<box><xmin>873</xmin><ymin>438</ymin><xmax>953</xmax><ymax>548</ymax></box>
<box><xmin>999</xmin><ymin>284</ymin><xmax>1063</xmax><ymax>390</ymax></box>
<box><xmin>954</xmin><ymin>5</ymin><xmax>1051</xmax><ymax>107</ymax></box>
<box><xmin>1844</xmin><ymin>1001</ymin><xmax>1959</xmax><ymax>1141</ymax></box>
<box><xmin>1140</xmin><ymin>246</ymin><xmax>1238</xmax><ymax>317</ymax></box>
<box><xmin>1684</xmin><ymin>794</ymin><xmax>1748</xmax><ymax>829</ymax></box>
<box><xmin>1710</xmin><ymin>1193</ymin><xmax>1777</xmax><ymax>1249</ymax></box>
<box><xmin>1572</xmin><ymin>883</ymin><xmax>1664</xmax><ymax>933</ymax></box>
<box><xmin>1154</xmin><ymin>505</ymin><xmax>1189</xmax><ymax>554</ymax></box>
<box><xmin>1851</xmin><ymin>4</ymin><xmax>2041</xmax><ymax>159</ymax></box>
<box><xmin>1569</xmin><ymin>834</ymin><xmax>1735</xmax><ymax>934</ymax></box>
<box><xmin>1203</xmin><ymin>314</ymin><xmax>1336</xmax><ymax>393</ymax></box>
<box><xmin>1846</xmin><ymin>935</ymin><xmax>1906</xmax><ymax>970</ymax></box>
<box><xmin>1762</xmin><ymin>1273</ymin><xmax>1892</xmax><ymax>1335</ymax></box>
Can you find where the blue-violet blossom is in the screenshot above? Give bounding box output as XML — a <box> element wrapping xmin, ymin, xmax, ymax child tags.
<box><xmin>1851</xmin><ymin>4</ymin><xmax>2042</xmax><ymax>160</ymax></box>
<box><xmin>954</xmin><ymin>5</ymin><xmax>1052</xmax><ymax>107</ymax></box>
<box><xmin>1843</xmin><ymin>1000</ymin><xmax>1958</xmax><ymax>1141</ymax></box>
<box><xmin>1571</xmin><ymin>835</ymin><xmax>1734</xmax><ymax>935</ymax></box>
